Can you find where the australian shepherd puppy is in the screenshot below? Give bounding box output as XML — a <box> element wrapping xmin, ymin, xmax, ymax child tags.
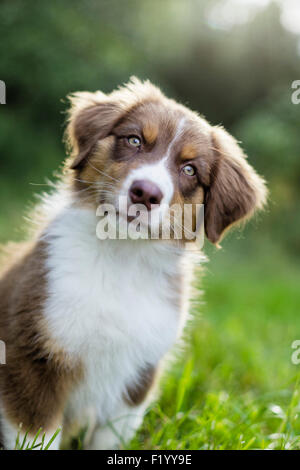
<box><xmin>0</xmin><ymin>78</ymin><xmax>267</xmax><ymax>450</ymax></box>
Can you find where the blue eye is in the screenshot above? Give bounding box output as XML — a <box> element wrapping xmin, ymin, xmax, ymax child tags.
<box><xmin>182</xmin><ymin>164</ymin><xmax>195</xmax><ymax>176</ymax></box>
<box><xmin>127</xmin><ymin>136</ymin><xmax>141</xmax><ymax>147</ymax></box>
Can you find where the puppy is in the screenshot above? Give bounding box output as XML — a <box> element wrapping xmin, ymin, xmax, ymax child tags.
<box><xmin>0</xmin><ymin>78</ymin><xmax>267</xmax><ymax>450</ymax></box>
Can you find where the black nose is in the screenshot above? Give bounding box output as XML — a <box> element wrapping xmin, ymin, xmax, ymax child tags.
<box><xmin>129</xmin><ymin>180</ymin><xmax>163</xmax><ymax>211</ymax></box>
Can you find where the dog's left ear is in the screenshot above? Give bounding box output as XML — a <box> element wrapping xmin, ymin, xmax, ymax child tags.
<box><xmin>65</xmin><ymin>91</ymin><xmax>123</xmax><ymax>170</ymax></box>
<box><xmin>204</xmin><ymin>126</ymin><xmax>267</xmax><ymax>244</ymax></box>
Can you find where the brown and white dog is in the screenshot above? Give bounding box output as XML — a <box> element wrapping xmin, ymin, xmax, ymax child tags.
<box><xmin>0</xmin><ymin>78</ymin><xmax>267</xmax><ymax>450</ymax></box>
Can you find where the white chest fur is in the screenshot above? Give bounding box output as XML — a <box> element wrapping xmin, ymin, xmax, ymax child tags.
<box><xmin>43</xmin><ymin>205</ymin><xmax>187</xmax><ymax>421</ymax></box>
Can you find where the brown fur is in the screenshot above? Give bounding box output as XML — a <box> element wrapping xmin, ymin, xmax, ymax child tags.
<box><xmin>181</xmin><ymin>143</ymin><xmax>198</xmax><ymax>160</ymax></box>
<box><xmin>142</xmin><ymin>122</ymin><xmax>159</xmax><ymax>145</ymax></box>
<box><xmin>124</xmin><ymin>365</ymin><xmax>157</xmax><ymax>406</ymax></box>
<box><xmin>0</xmin><ymin>241</ymin><xmax>82</xmax><ymax>438</ymax></box>
<box><xmin>204</xmin><ymin>126</ymin><xmax>267</xmax><ymax>243</ymax></box>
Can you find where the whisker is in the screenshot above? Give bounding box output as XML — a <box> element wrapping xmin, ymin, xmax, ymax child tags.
<box><xmin>72</xmin><ymin>184</ymin><xmax>100</xmax><ymax>195</ymax></box>
<box><xmin>73</xmin><ymin>177</ymin><xmax>101</xmax><ymax>185</ymax></box>
<box><xmin>73</xmin><ymin>177</ymin><xmax>117</xmax><ymax>192</ymax></box>
<box><xmin>72</xmin><ymin>180</ymin><xmax>116</xmax><ymax>196</ymax></box>
<box><xmin>170</xmin><ymin>214</ymin><xmax>195</xmax><ymax>237</ymax></box>
<box><xmin>73</xmin><ymin>187</ymin><xmax>117</xmax><ymax>204</ymax></box>
<box><xmin>86</xmin><ymin>160</ymin><xmax>121</xmax><ymax>183</ymax></box>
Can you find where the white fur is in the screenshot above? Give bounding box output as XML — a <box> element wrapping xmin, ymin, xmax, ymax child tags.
<box><xmin>118</xmin><ymin>118</ymin><xmax>186</xmax><ymax>231</ymax></box>
<box><xmin>165</xmin><ymin>117</ymin><xmax>186</xmax><ymax>159</ymax></box>
<box><xmin>121</xmin><ymin>156</ymin><xmax>174</xmax><ymax>207</ymax></box>
<box><xmin>39</xmin><ymin>192</ymin><xmax>188</xmax><ymax>449</ymax></box>
<box><xmin>121</xmin><ymin>117</ymin><xmax>186</xmax><ymax>206</ymax></box>
<box><xmin>119</xmin><ymin>157</ymin><xmax>174</xmax><ymax>232</ymax></box>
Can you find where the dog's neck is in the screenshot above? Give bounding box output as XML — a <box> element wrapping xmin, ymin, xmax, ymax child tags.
<box><xmin>40</xmin><ymin>189</ymin><xmax>187</xmax><ymax>273</ymax></box>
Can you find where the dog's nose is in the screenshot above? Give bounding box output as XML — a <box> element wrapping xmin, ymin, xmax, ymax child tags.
<box><xmin>129</xmin><ymin>180</ymin><xmax>163</xmax><ymax>211</ymax></box>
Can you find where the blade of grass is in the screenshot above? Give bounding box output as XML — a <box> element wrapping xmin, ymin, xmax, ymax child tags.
<box><xmin>43</xmin><ymin>428</ymin><xmax>61</xmax><ymax>450</ymax></box>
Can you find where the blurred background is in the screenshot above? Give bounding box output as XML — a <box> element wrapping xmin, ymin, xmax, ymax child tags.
<box><xmin>0</xmin><ymin>0</ymin><xmax>300</xmax><ymax>449</ymax></box>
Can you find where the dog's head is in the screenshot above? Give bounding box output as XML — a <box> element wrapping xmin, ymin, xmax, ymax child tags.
<box><xmin>65</xmin><ymin>77</ymin><xmax>267</xmax><ymax>244</ymax></box>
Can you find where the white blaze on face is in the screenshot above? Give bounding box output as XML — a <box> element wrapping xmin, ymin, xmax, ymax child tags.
<box><xmin>119</xmin><ymin>118</ymin><xmax>186</xmax><ymax>225</ymax></box>
<box><xmin>117</xmin><ymin>157</ymin><xmax>172</xmax><ymax>231</ymax></box>
<box><xmin>164</xmin><ymin>117</ymin><xmax>186</xmax><ymax>160</ymax></box>
<box><xmin>123</xmin><ymin>156</ymin><xmax>174</xmax><ymax>207</ymax></box>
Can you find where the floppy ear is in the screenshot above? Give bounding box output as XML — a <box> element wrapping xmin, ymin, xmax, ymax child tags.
<box><xmin>204</xmin><ymin>126</ymin><xmax>267</xmax><ymax>244</ymax></box>
<box><xmin>65</xmin><ymin>91</ymin><xmax>123</xmax><ymax>169</ymax></box>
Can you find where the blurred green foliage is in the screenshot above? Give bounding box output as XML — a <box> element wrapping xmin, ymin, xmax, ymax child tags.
<box><xmin>0</xmin><ymin>0</ymin><xmax>299</xmax><ymax>259</ymax></box>
<box><xmin>129</xmin><ymin>261</ymin><xmax>300</xmax><ymax>449</ymax></box>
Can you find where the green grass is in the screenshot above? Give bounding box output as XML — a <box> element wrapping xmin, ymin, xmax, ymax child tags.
<box><xmin>127</xmin><ymin>249</ymin><xmax>300</xmax><ymax>450</ymax></box>
<box><xmin>14</xmin><ymin>428</ymin><xmax>61</xmax><ymax>450</ymax></box>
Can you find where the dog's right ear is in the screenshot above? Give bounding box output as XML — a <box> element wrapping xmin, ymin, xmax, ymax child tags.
<box><xmin>65</xmin><ymin>91</ymin><xmax>123</xmax><ymax>170</ymax></box>
<box><xmin>204</xmin><ymin>126</ymin><xmax>267</xmax><ymax>244</ymax></box>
